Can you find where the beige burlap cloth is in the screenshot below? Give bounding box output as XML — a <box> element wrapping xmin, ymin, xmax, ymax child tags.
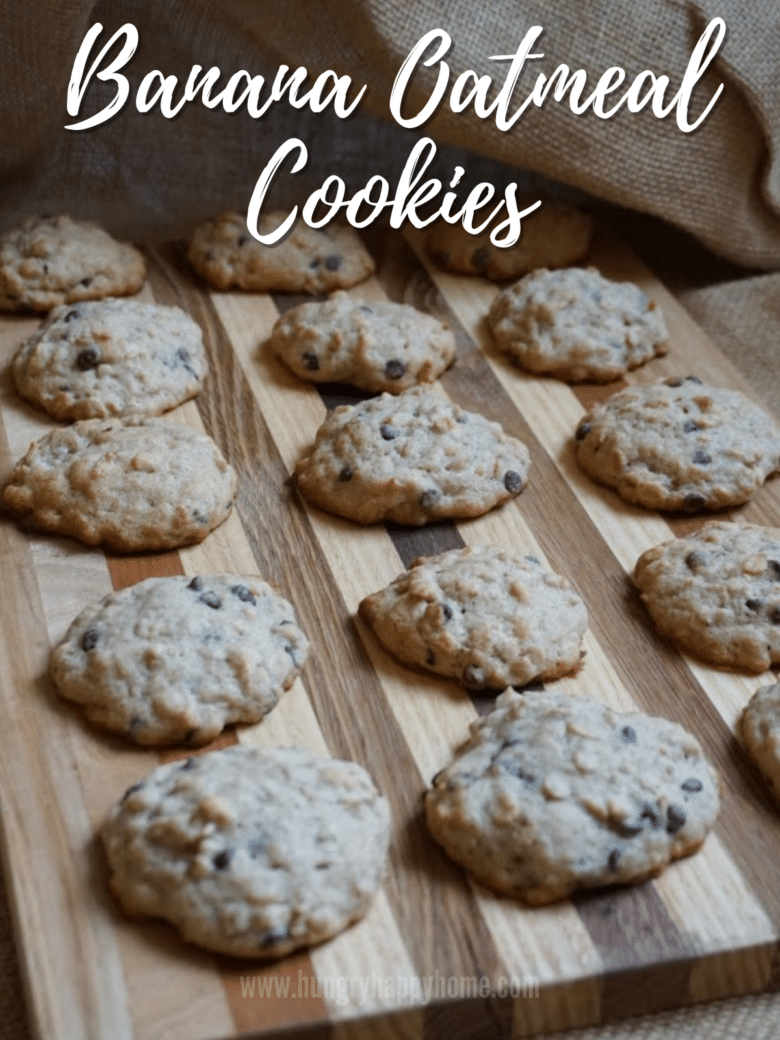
<box><xmin>1</xmin><ymin>2</ymin><xmax>779</xmax><ymax>1037</ymax></box>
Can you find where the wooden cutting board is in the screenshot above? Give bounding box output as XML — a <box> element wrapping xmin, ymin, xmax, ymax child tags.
<box><xmin>1</xmin><ymin>222</ymin><xmax>779</xmax><ymax>1040</ymax></box>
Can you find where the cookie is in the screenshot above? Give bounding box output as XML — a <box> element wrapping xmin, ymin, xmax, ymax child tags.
<box><xmin>575</xmin><ymin>377</ymin><xmax>780</xmax><ymax>512</ymax></box>
<box><xmin>188</xmin><ymin>211</ymin><xmax>375</xmax><ymax>293</ymax></box>
<box><xmin>740</xmin><ymin>684</ymin><xmax>780</xmax><ymax>804</ymax></box>
<box><xmin>269</xmin><ymin>290</ymin><xmax>456</xmax><ymax>393</ymax></box>
<box><xmin>427</xmin><ymin>199</ymin><xmax>593</xmax><ymax>281</ymax></box>
<box><xmin>359</xmin><ymin>546</ymin><xmax>587</xmax><ymax>689</ymax></box>
<box><xmin>0</xmin><ymin>215</ymin><xmax>145</xmax><ymax>312</ymax></box>
<box><xmin>50</xmin><ymin>575</ymin><xmax>308</xmax><ymax>746</ymax></box>
<box><xmin>633</xmin><ymin>522</ymin><xmax>780</xmax><ymax>672</ymax></box>
<box><xmin>295</xmin><ymin>385</ymin><xmax>530</xmax><ymax>525</ymax></box>
<box><xmin>2</xmin><ymin>416</ymin><xmax>236</xmax><ymax>552</ymax></box>
<box><xmin>101</xmin><ymin>745</ymin><xmax>391</xmax><ymax>957</ymax></box>
<box><xmin>12</xmin><ymin>298</ymin><xmax>206</xmax><ymax>420</ymax></box>
<box><xmin>426</xmin><ymin>689</ymin><xmax>720</xmax><ymax>904</ymax></box>
<box><xmin>488</xmin><ymin>267</ymin><xmax>668</xmax><ymax>383</ymax></box>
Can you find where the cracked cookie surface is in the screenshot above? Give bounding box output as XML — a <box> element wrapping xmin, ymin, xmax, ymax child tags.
<box><xmin>101</xmin><ymin>745</ymin><xmax>391</xmax><ymax>957</ymax></box>
<box><xmin>427</xmin><ymin>199</ymin><xmax>593</xmax><ymax>281</ymax></box>
<box><xmin>488</xmin><ymin>267</ymin><xmax>667</xmax><ymax>383</ymax></box>
<box><xmin>51</xmin><ymin>575</ymin><xmax>309</xmax><ymax>746</ymax></box>
<box><xmin>740</xmin><ymin>684</ymin><xmax>780</xmax><ymax>805</ymax></box>
<box><xmin>188</xmin><ymin>211</ymin><xmax>374</xmax><ymax>293</ymax></box>
<box><xmin>12</xmin><ymin>298</ymin><xmax>206</xmax><ymax>420</ymax></box>
<box><xmin>0</xmin><ymin>215</ymin><xmax>145</xmax><ymax>312</ymax></box>
<box><xmin>633</xmin><ymin>522</ymin><xmax>780</xmax><ymax>672</ymax></box>
<box><xmin>2</xmin><ymin>416</ymin><xmax>236</xmax><ymax>551</ymax></box>
<box><xmin>295</xmin><ymin>385</ymin><xmax>530</xmax><ymax>525</ymax></box>
<box><xmin>269</xmin><ymin>290</ymin><xmax>455</xmax><ymax>392</ymax></box>
<box><xmin>575</xmin><ymin>377</ymin><xmax>780</xmax><ymax>511</ymax></box>
<box><xmin>426</xmin><ymin>689</ymin><xmax>719</xmax><ymax>904</ymax></box>
<box><xmin>360</xmin><ymin>546</ymin><xmax>587</xmax><ymax>689</ymax></box>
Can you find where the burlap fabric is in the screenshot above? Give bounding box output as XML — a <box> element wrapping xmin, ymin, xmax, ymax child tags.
<box><xmin>1</xmin><ymin>2</ymin><xmax>780</xmax><ymax>1038</ymax></box>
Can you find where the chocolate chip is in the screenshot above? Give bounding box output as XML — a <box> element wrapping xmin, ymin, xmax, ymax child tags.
<box><xmin>615</xmin><ymin>820</ymin><xmax>643</xmax><ymax>838</ymax></box>
<box><xmin>284</xmin><ymin>642</ymin><xmax>299</xmax><ymax>664</ymax></box>
<box><xmin>380</xmin><ymin>423</ymin><xmax>396</xmax><ymax>441</ymax></box>
<box><xmin>768</xmin><ymin>560</ymin><xmax>780</xmax><ymax>580</ymax></box>
<box><xmin>180</xmin><ymin>758</ymin><xmax>196</xmax><ymax>771</ymax></box>
<box><xmin>182</xmin><ymin>728</ymin><xmax>199</xmax><ymax>744</ymax></box>
<box><xmin>686</xmin><ymin>375</ymin><xmax>702</xmax><ymax>384</ymax></box>
<box><xmin>471</xmin><ymin>247</ymin><xmax>489</xmax><ymax>270</ymax></box>
<box><xmin>771</xmin><ymin>606</ymin><xmax>780</xmax><ymax>625</ymax></box>
<box><xmin>80</xmin><ymin>276</ymin><xmax>93</xmax><ymax>287</ymax></box>
<box><xmin>212</xmin><ymin>849</ymin><xmax>233</xmax><ymax>871</ymax></box>
<box><xmin>309</xmin><ymin>258</ymin><xmax>321</xmax><ymax>270</ymax></box>
<box><xmin>187</xmin><ymin>577</ymin><xmax>204</xmax><ymax>591</ymax></box>
<box><xmin>420</xmin><ymin>488</ymin><xmax>440</xmax><ymax>509</ymax></box>
<box><xmin>247</xmin><ymin>837</ymin><xmax>265</xmax><ymax>859</ymax></box>
<box><xmin>607</xmin><ymin>849</ymin><xmax>621</xmax><ymax>871</ymax></box>
<box><xmin>359</xmin><ymin>305</ymin><xmax>373</xmax><ymax>314</ymax></box>
<box><xmin>666</xmin><ymin>377</ymin><xmax>685</xmax><ymax>387</ymax></box>
<box><xmin>685</xmin><ymin>550</ymin><xmax>707</xmax><ymax>571</ymax></box>
<box><xmin>640</xmin><ymin>803</ymin><xmax>661</xmax><ymax>828</ymax></box>
<box><xmin>683</xmin><ymin>492</ymin><xmax>706</xmax><ymax>512</ymax></box>
<box><xmin>121</xmin><ymin>782</ymin><xmax>143</xmax><ymax>803</ymax></box>
<box><xmin>620</xmin><ymin>725</ymin><xmax>637</xmax><ymax>744</ymax></box>
<box><xmin>302</xmin><ymin>351</ymin><xmax>319</xmax><ymax>371</ymax></box>
<box><xmin>500</xmin><ymin>760</ymin><xmax>536</xmax><ymax>787</ymax></box>
<box><xmin>76</xmin><ymin>347</ymin><xmax>100</xmax><ymax>371</ymax></box>
<box><xmin>692</xmin><ymin>450</ymin><xmax>711</xmax><ymax>466</ymax></box>
<box><xmin>745</xmin><ymin>599</ymin><xmax>763</xmax><ymax>612</ymax></box>
<box><xmin>237</xmin><ymin>235</ymin><xmax>248</xmax><ymax>246</ymax></box>
<box><xmin>681</xmin><ymin>778</ymin><xmax>703</xmax><ymax>793</ymax></box>
<box><xmin>339</xmin><ymin>466</ymin><xmax>353</xmax><ymax>481</ymax></box>
<box><xmin>324</xmin><ymin>254</ymin><xmax>341</xmax><ymax>271</ymax></box>
<box><xmin>504</xmin><ymin>470</ymin><xmax>523</xmax><ymax>494</ymax></box>
<box><xmin>81</xmin><ymin>628</ymin><xmax>99</xmax><ymax>651</ymax></box>
<box><xmin>231</xmin><ymin>584</ymin><xmax>256</xmax><ymax>605</ymax></box>
<box><xmin>64</xmin><ymin>309</ymin><xmax>80</xmax><ymax>323</ymax></box>
<box><xmin>441</xmin><ymin>603</ymin><xmax>453</xmax><ymax>621</ymax></box>
<box><xmin>426</xmin><ymin>649</ymin><xmax>436</xmax><ymax>665</ymax></box>
<box><xmin>575</xmin><ymin>422</ymin><xmax>591</xmax><ymax>441</ymax></box>
<box><xmin>199</xmin><ymin>591</ymin><xmax>222</xmax><ymax>610</ymax></box>
<box><xmin>525</xmin><ymin>555</ymin><xmax>540</xmax><ymax>565</ymax></box>
<box><xmin>682</xmin><ymin>419</ymin><xmax>700</xmax><ymax>433</ymax></box>
<box><xmin>258</xmin><ymin>926</ymin><xmax>289</xmax><ymax>948</ymax></box>
<box><xmin>666</xmin><ymin>805</ymin><xmax>686</xmax><ymax>834</ymax></box>
<box><xmin>463</xmin><ymin>664</ymin><xmax>486</xmax><ymax>687</ymax></box>
<box><xmin>385</xmin><ymin>359</ymin><xmax>406</xmax><ymax>380</ymax></box>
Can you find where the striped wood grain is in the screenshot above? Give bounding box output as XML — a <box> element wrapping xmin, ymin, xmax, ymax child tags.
<box><xmin>0</xmin><ymin>223</ymin><xmax>779</xmax><ymax>1040</ymax></box>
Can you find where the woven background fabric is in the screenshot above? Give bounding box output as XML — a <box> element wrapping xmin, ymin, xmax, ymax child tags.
<box><xmin>2</xmin><ymin>0</ymin><xmax>780</xmax><ymax>267</ymax></box>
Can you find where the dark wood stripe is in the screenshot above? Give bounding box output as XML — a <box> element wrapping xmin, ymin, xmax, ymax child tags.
<box><xmin>424</xmin><ymin>994</ymin><xmax>513</xmax><ymax>1040</ymax></box>
<box><xmin>376</xmin><ymin>236</ymin><xmax>780</xmax><ymax>933</ymax></box>
<box><xmin>574</xmin><ymin>883</ymin><xmax>694</xmax><ymax>1017</ymax></box>
<box><xmin>146</xmin><ymin>245</ymin><xmax>506</xmax><ymax>988</ymax></box>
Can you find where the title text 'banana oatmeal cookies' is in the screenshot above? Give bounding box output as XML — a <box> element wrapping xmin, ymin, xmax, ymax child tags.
<box><xmin>488</xmin><ymin>267</ymin><xmax>667</xmax><ymax>383</ymax></box>
<box><xmin>101</xmin><ymin>745</ymin><xmax>391</xmax><ymax>957</ymax></box>
<box><xmin>427</xmin><ymin>199</ymin><xmax>593</xmax><ymax>281</ymax></box>
<box><xmin>269</xmin><ymin>291</ymin><xmax>456</xmax><ymax>393</ymax></box>
<box><xmin>51</xmin><ymin>575</ymin><xmax>309</xmax><ymax>746</ymax></box>
<box><xmin>0</xmin><ymin>215</ymin><xmax>145</xmax><ymax>312</ymax></box>
<box><xmin>188</xmin><ymin>211</ymin><xmax>374</xmax><ymax>293</ymax></box>
<box><xmin>575</xmin><ymin>377</ymin><xmax>780</xmax><ymax>512</ymax></box>
<box><xmin>2</xmin><ymin>416</ymin><xmax>236</xmax><ymax>552</ymax></box>
<box><xmin>295</xmin><ymin>385</ymin><xmax>530</xmax><ymax>525</ymax></box>
<box><xmin>360</xmin><ymin>546</ymin><xmax>587</xmax><ymax>689</ymax></box>
<box><xmin>426</xmin><ymin>690</ymin><xmax>720</xmax><ymax>904</ymax></box>
<box><xmin>633</xmin><ymin>522</ymin><xmax>780</xmax><ymax>672</ymax></box>
<box><xmin>12</xmin><ymin>298</ymin><xmax>206</xmax><ymax>420</ymax></box>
